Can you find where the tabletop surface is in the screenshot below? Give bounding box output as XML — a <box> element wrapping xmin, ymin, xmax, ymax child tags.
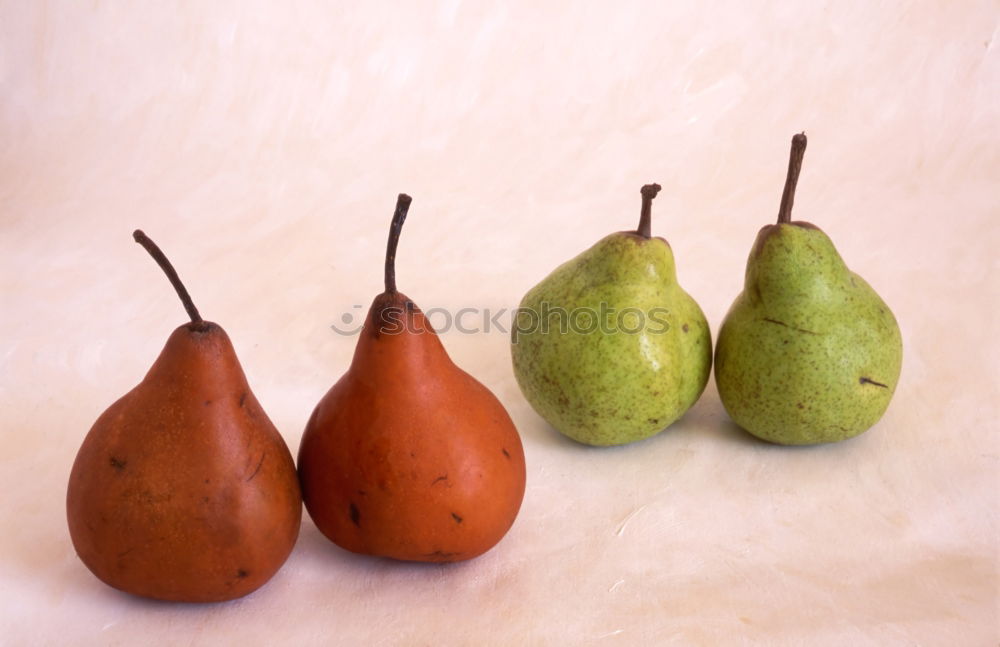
<box><xmin>1</xmin><ymin>1</ymin><xmax>997</xmax><ymax>645</ymax></box>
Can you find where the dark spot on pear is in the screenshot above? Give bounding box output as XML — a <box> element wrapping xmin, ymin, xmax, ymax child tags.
<box><xmin>349</xmin><ymin>503</ymin><xmax>360</xmax><ymax>526</ymax></box>
<box><xmin>647</xmin><ymin>418</ymin><xmax>660</xmax><ymax>425</ymax></box>
<box><xmin>237</xmin><ymin>569</ymin><xmax>248</xmax><ymax>578</ymax></box>
<box><xmin>203</xmin><ymin>399</ymin><xmax>212</xmax><ymax>406</ymax></box>
<box><xmin>682</xmin><ymin>323</ymin><xmax>689</xmax><ymax>333</ymax></box>
<box><xmin>357</xmin><ymin>489</ymin><xmax>367</xmax><ymax>496</ymax></box>
<box><xmin>246</xmin><ymin>452</ymin><xmax>266</xmax><ymax>481</ymax></box>
<box><xmin>796</xmin><ymin>403</ymin><xmax>804</xmax><ymax>409</ymax></box>
<box><xmin>204</xmin><ymin>478</ymin><xmax>210</xmax><ymax>484</ymax></box>
<box><xmin>202</xmin><ymin>496</ymin><xmax>210</xmax><ymax>503</ymax></box>
<box><xmin>859</xmin><ymin>377</ymin><xmax>888</xmax><ymax>388</ymax></box>
<box><xmin>109</xmin><ymin>457</ymin><xmax>127</xmax><ymax>470</ymax></box>
<box><xmin>424</xmin><ymin>550</ymin><xmax>460</xmax><ymax>560</ymax></box>
<box><xmin>762</xmin><ymin>318</ymin><xmax>819</xmax><ymax>335</ymax></box>
<box><xmin>239</xmin><ymin>392</ymin><xmax>247</xmax><ymax>407</ymax></box>
<box><xmin>502</xmin><ymin>448</ymin><xmax>511</xmax><ymax>459</ymax></box>
<box><xmin>451</xmin><ymin>512</ymin><xmax>463</xmax><ymax>523</ymax></box>
<box><xmin>431</xmin><ymin>474</ymin><xmax>449</xmax><ymax>486</ymax></box>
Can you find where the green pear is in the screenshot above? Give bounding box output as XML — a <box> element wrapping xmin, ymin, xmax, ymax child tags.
<box><xmin>715</xmin><ymin>133</ymin><xmax>902</xmax><ymax>445</ymax></box>
<box><xmin>511</xmin><ymin>185</ymin><xmax>711</xmax><ymax>446</ymax></box>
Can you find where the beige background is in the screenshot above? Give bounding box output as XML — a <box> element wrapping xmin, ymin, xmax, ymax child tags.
<box><xmin>1</xmin><ymin>1</ymin><xmax>998</xmax><ymax>644</ymax></box>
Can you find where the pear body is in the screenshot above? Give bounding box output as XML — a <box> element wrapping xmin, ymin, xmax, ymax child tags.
<box><xmin>66</xmin><ymin>323</ymin><xmax>302</xmax><ymax>602</ymax></box>
<box><xmin>715</xmin><ymin>223</ymin><xmax>902</xmax><ymax>444</ymax></box>
<box><xmin>511</xmin><ymin>232</ymin><xmax>711</xmax><ymax>446</ymax></box>
<box><xmin>298</xmin><ymin>293</ymin><xmax>526</xmax><ymax>563</ymax></box>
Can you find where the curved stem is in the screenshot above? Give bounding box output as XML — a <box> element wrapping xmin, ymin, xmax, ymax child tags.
<box><xmin>384</xmin><ymin>193</ymin><xmax>413</xmax><ymax>293</ymax></box>
<box><xmin>777</xmin><ymin>132</ymin><xmax>807</xmax><ymax>224</ymax></box>
<box><xmin>132</xmin><ymin>230</ymin><xmax>204</xmax><ymax>326</ymax></box>
<box><xmin>636</xmin><ymin>183</ymin><xmax>662</xmax><ymax>238</ymax></box>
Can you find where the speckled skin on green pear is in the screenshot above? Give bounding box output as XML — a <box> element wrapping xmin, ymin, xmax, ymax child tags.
<box><xmin>511</xmin><ymin>232</ymin><xmax>711</xmax><ymax>446</ymax></box>
<box><xmin>715</xmin><ymin>222</ymin><xmax>902</xmax><ymax>445</ymax></box>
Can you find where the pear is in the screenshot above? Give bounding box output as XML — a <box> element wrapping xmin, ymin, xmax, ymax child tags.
<box><xmin>66</xmin><ymin>231</ymin><xmax>302</xmax><ymax>602</ymax></box>
<box><xmin>298</xmin><ymin>194</ymin><xmax>526</xmax><ymax>563</ymax></box>
<box><xmin>511</xmin><ymin>185</ymin><xmax>712</xmax><ymax>446</ymax></box>
<box><xmin>714</xmin><ymin>133</ymin><xmax>903</xmax><ymax>445</ymax></box>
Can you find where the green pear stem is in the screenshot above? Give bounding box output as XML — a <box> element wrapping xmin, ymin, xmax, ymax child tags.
<box><xmin>777</xmin><ymin>133</ymin><xmax>807</xmax><ymax>224</ymax></box>
<box><xmin>132</xmin><ymin>230</ymin><xmax>204</xmax><ymax>327</ymax></box>
<box><xmin>636</xmin><ymin>183</ymin><xmax>662</xmax><ymax>239</ymax></box>
<box><xmin>384</xmin><ymin>193</ymin><xmax>413</xmax><ymax>293</ymax></box>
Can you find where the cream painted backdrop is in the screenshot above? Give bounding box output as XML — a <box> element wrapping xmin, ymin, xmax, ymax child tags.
<box><xmin>1</xmin><ymin>1</ymin><xmax>997</xmax><ymax>644</ymax></box>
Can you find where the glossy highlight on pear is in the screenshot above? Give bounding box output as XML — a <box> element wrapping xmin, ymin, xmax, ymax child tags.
<box><xmin>714</xmin><ymin>133</ymin><xmax>903</xmax><ymax>445</ymax></box>
<box><xmin>66</xmin><ymin>231</ymin><xmax>302</xmax><ymax>602</ymax></box>
<box><xmin>511</xmin><ymin>184</ymin><xmax>712</xmax><ymax>446</ymax></box>
<box><xmin>298</xmin><ymin>194</ymin><xmax>526</xmax><ymax>563</ymax></box>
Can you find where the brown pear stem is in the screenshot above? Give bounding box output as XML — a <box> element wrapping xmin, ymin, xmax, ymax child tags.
<box><xmin>777</xmin><ymin>132</ymin><xmax>807</xmax><ymax>224</ymax></box>
<box><xmin>132</xmin><ymin>230</ymin><xmax>204</xmax><ymax>326</ymax></box>
<box><xmin>636</xmin><ymin>184</ymin><xmax>662</xmax><ymax>238</ymax></box>
<box><xmin>384</xmin><ymin>193</ymin><xmax>413</xmax><ymax>293</ymax></box>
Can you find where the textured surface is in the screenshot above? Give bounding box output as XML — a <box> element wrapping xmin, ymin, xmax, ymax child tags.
<box><xmin>512</xmin><ymin>232</ymin><xmax>711</xmax><ymax>445</ymax></box>
<box><xmin>1</xmin><ymin>0</ymin><xmax>998</xmax><ymax>644</ymax></box>
<box><xmin>298</xmin><ymin>293</ymin><xmax>526</xmax><ymax>562</ymax></box>
<box><xmin>714</xmin><ymin>223</ymin><xmax>903</xmax><ymax>445</ymax></box>
<box><xmin>66</xmin><ymin>323</ymin><xmax>302</xmax><ymax>602</ymax></box>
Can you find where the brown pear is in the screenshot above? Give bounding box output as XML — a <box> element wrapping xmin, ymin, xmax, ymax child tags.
<box><xmin>298</xmin><ymin>194</ymin><xmax>526</xmax><ymax>563</ymax></box>
<box><xmin>66</xmin><ymin>231</ymin><xmax>301</xmax><ymax>602</ymax></box>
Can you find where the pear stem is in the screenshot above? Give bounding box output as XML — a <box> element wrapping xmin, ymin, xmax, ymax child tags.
<box><xmin>636</xmin><ymin>183</ymin><xmax>662</xmax><ymax>238</ymax></box>
<box><xmin>777</xmin><ymin>132</ymin><xmax>807</xmax><ymax>224</ymax></box>
<box><xmin>384</xmin><ymin>193</ymin><xmax>413</xmax><ymax>293</ymax></box>
<box><xmin>132</xmin><ymin>230</ymin><xmax>204</xmax><ymax>327</ymax></box>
